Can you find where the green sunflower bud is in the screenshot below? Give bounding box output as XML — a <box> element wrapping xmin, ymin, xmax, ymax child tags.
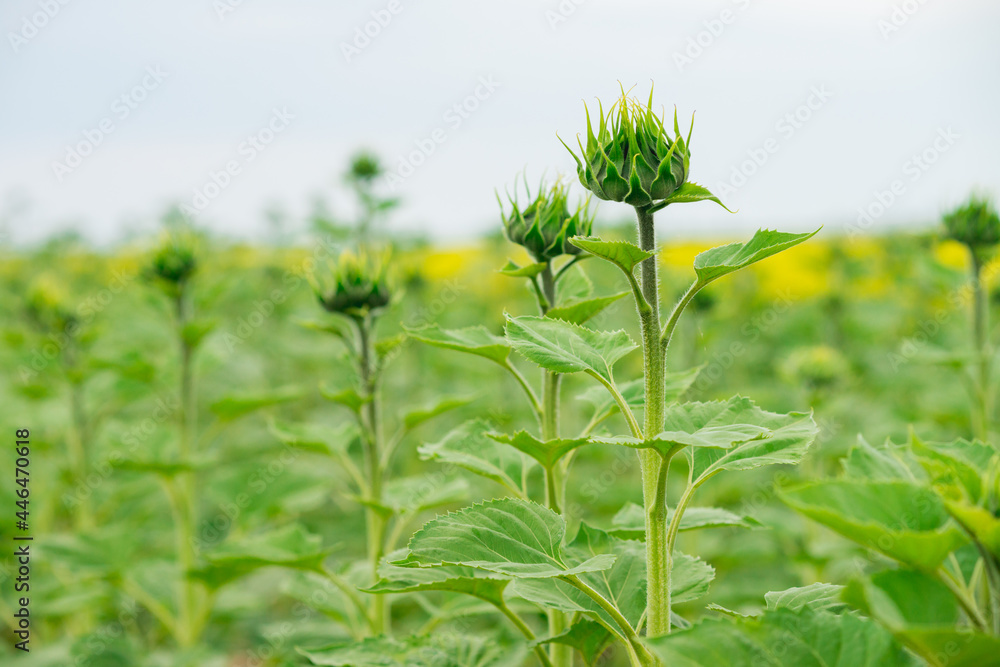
<box><xmin>562</xmin><ymin>85</ymin><xmax>729</xmax><ymax>213</ymax></box>
<box><xmin>314</xmin><ymin>249</ymin><xmax>392</xmax><ymax>316</ymax></box>
<box><xmin>498</xmin><ymin>178</ymin><xmax>594</xmax><ymax>263</ymax></box>
<box><xmin>147</xmin><ymin>231</ymin><xmax>198</xmax><ymax>288</ymax></box>
<box><xmin>943</xmin><ymin>195</ymin><xmax>1000</xmax><ymax>250</ymax></box>
<box><xmin>347</xmin><ymin>151</ymin><xmax>382</xmax><ymax>184</ymax></box>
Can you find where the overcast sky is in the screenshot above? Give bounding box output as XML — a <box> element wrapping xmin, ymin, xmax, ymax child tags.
<box><xmin>1</xmin><ymin>0</ymin><xmax>998</xmax><ymax>245</ymax></box>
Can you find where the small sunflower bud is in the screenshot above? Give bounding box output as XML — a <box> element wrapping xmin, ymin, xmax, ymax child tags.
<box><xmin>943</xmin><ymin>196</ymin><xmax>1000</xmax><ymax>250</ymax></box>
<box><xmin>499</xmin><ymin>178</ymin><xmax>594</xmax><ymax>263</ymax></box>
<box><xmin>347</xmin><ymin>151</ymin><xmax>382</xmax><ymax>184</ymax></box>
<box><xmin>315</xmin><ymin>249</ymin><xmax>392</xmax><ymax>316</ymax></box>
<box><xmin>562</xmin><ymin>85</ymin><xmax>693</xmax><ymax>209</ymax></box>
<box><xmin>147</xmin><ymin>232</ymin><xmax>198</xmax><ymax>288</ymax></box>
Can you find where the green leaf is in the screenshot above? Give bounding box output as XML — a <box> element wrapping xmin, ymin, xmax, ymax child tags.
<box><xmin>569</xmin><ymin>236</ymin><xmax>654</xmax><ymax>274</ymax></box>
<box><xmin>405</xmin><ymin>324</ymin><xmax>511</xmax><ymax>365</ymax></box>
<box><xmin>417</xmin><ymin>420</ymin><xmax>534</xmax><ymax>497</ymax></box>
<box><xmin>609</xmin><ymin>502</ymin><xmax>761</xmax><ymax>539</ymax></box>
<box><xmin>298</xmin><ymin>633</ymin><xmax>522</xmax><ymax>667</ymax></box>
<box><xmin>375</xmin><ymin>332</ymin><xmax>408</xmax><ymax>362</ymax></box>
<box><xmin>545</xmin><ymin>292</ymin><xmax>628</xmax><ymax>325</ymax></box>
<box><xmin>488</xmin><ymin>431</ymin><xmax>591</xmax><ymax>469</ymax></box>
<box><xmin>499</xmin><ymin>259</ymin><xmax>547</xmax><ymax>278</ymax></box>
<box><xmin>532</xmin><ymin>619</ymin><xmax>612</xmax><ymax>666</ymax></box>
<box><xmin>655</xmin><ymin>181</ymin><xmax>733</xmax><ymax>211</ymax></box>
<box><xmin>764</xmin><ymin>583</ymin><xmax>844</xmax><ymax>612</ymax></box>
<box><xmin>366</xmin><ymin>561</ymin><xmax>509</xmax><ymax>607</ymax></box>
<box><xmin>209</xmin><ymin>385</ymin><xmax>304</xmax><ymax>421</ymax></box>
<box><xmin>513</xmin><ymin>524</ymin><xmax>712</xmax><ymax>632</ymax></box>
<box><xmin>320</xmin><ymin>384</ymin><xmax>371</xmax><ymax>413</ymax></box>
<box><xmin>688</xmin><ymin>398</ymin><xmax>818</xmax><ymax>483</ymax></box>
<box><xmin>402</xmin><ymin>498</ymin><xmax>615</xmax><ymax>579</ymax></box>
<box><xmin>781</xmin><ymin>480</ymin><xmax>969</xmax><ymax>570</ymax></box>
<box><xmin>193</xmin><ymin>524</ymin><xmax>330</xmax><ymax>589</ymax></box>
<box><xmin>842</xmin><ymin>435</ymin><xmax>920</xmax><ymax>481</ymax></box>
<box><xmin>297</xmin><ymin>318</ymin><xmax>353</xmax><ymax>341</ymax></box>
<box><xmin>944</xmin><ymin>499</ymin><xmax>1000</xmax><ymax>558</ymax></box>
<box><xmin>505</xmin><ymin>315</ymin><xmax>636</xmax><ymax>383</ymax></box>
<box><xmin>556</xmin><ymin>263</ymin><xmax>594</xmax><ymax>302</ymax></box>
<box><xmin>181</xmin><ymin>318</ymin><xmax>216</xmax><ymax>349</ymax></box>
<box><xmin>379</xmin><ymin>476</ymin><xmax>469</xmax><ymax>515</ymax></box>
<box><xmin>593</xmin><ymin>423</ymin><xmax>771</xmax><ymax>458</ymax></box>
<box><xmin>645</xmin><ymin>608</ymin><xmax>919</xmax><ymax>667</ymax></box>
<box><xmin>269</xmin><ymin>419</ymin><xmax>357</xmax><ymax>457</ymax></box>
<box><xmin>693</xmin><ymin>228</ymin><xmax>820</xmax><ymax>286</ymax></box>
<box><xmin>402</xmin><ymin>396</ymin><xmax>475</xmax><ymax>430</ymax></box>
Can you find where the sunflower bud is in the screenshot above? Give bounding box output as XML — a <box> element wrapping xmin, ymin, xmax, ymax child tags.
<box><xmin>943</xmin><ymin>196</ymin><xmax>1000</xmax><ymax>251</ymax></box>
<box><xmin>499</xmin><ymin>179</ymin><xmax>594</xmax><ymax>263</ymax></box>
<box><xmin>562</xmin><ymin>86</ymin><xmax>695</xmax><ymax>210</ymax></box>
<box><xmin>146</xmin><ymin>231</ymin><xmax>198</xmax><ymax>290</ymax></box>
<box><xmin>314</xmin><ymin>249</ymin><xmax>392</xmax><ymax>316</ymax></box>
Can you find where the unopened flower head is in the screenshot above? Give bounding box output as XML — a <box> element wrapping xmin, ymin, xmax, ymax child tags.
<box><xmin>347</xmin><ymin>151</ymin><xmax>383</xmax><ymax>184</ymax></box>
<box><xmin>562</xmin><ymin>85</ymin><xmax>702</xmax><ymax>209</ymax></box>
<box><xmin>147</xmin><ymin>231</ymin><xmax>198</xmax><ymax>289</ymax></box>
<box><xmin>499</xmin><ymin>177</ymin><xmax>594</xmax><ymax>263</ymax></box>
<box><xmin>943</xmin><ymin>195</ymin><xmax>1000</xmax><ymax>251</ymax></box>
<box><xmin>314</xmin><ymin>248</ymin><xmax>392</xmax><ymax>316</ymax></box>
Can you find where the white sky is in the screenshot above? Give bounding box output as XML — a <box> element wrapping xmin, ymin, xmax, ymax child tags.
<box><xmin>1</xmin><ymin>0</ymin><xmax>998</xmax><ymax>245</ymax></box>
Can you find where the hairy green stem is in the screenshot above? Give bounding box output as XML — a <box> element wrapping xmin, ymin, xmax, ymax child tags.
<box><xmin>939</xmin><ymin>566</ymin><xmax>989</xmax><ymax>632</ymax></box>
<box><xmin>971</xmin><ymin>250</ymin><xmax>992</xmax><ymax>441</ymax></box>
<box><xmin>634</xmin><ymin>205</ymin><xmax>672</xmax><ymax>640</ymax></box>
<box><xmin>357</xmin><ymin>314</ymin><xmax>390</xmax><ymax>635</ymax></box>
<box><xmin>563</xmin><ymin>575</ymin><xmax>656</xmax><ymax>666</ymax></box>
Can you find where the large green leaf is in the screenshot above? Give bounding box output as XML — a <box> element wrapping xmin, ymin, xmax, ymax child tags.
<box><xmin>546</xmin><ymin>292</ymin><xmax>628</xmax><ymax>325</ymax></box>
<box><xmin>488</xmin><ymin>431</ymin><xmax>591</xmax><ymax>469</ymax></box>
<box><xmin>781</xmin><ymin>480</ymin><xmax>968</xmax><ymax>570</ymax></box>
<box><xmin>401</xmin><ymin>498</ymin><xmax>615</xmax><ymax>579</ymax></box>
<box><xmin>645</xmin><ymin>608</ymin><xmax>919</xmax><ymax>666</ymax></box>
<box><xmin>512</xmin><ymin>525</ymin><xmax>712</xmax><ymax>631</ymax></box>
<box><xmin>209</xmin><ymin>385</ymin><xmax>304</xmax><ymax>421</ymax></box>
<box><xmin>405</xmin><ymin>324</ymin><xmax>511</xmax><ymax>365</ymax></box>
<box><xmin>374</xmin><ymin>476</ymin><xmax>469</xmax><ymax>516</ymax></box>
<box><xmin>688</xmin><ymin>399</ymin><xmax>818</xmax><ymax>483</ymax></box>
<box><xmin>505</xmin><ymin>315</ymin><xmax>636</xmax><ymax>383</ymax></box>
<box><xmin>366</xmin><ymin>560</ymin><xmax>509</xmax><ymax>607</ymax></box>
<box><xmin>609</xmin><ymin>502</ymin><xmax>761</xmax><ymax>540</ymax></box>
<box><xmin>764</xmin><ymin>583</ymin><xmax>844</xmax><ymax>612</ymax></box>
<box><xmin>569</xmin><ymin>237</ymin><xmax>654</xmax><ymax>274</ymax></box>
<box><xmin>842</xmin><ymin>569</ymin><xmax>1000</xmax><ymax>667</ymax></box>
<box><xmin>842</xmin><ymin>435</ymin><xmax>921</xmax><ymax>482</ymax></box>
<box><xmin>298</xmin><ymin>633</ymin><xmax>523</xmax><ymax>667</ymax></box>
<box><xmin>417</xmin><ymin>420</ymin><xmax>534</xmax><ymax>497</ymax></box>
<box><xmin>194</xmin><ymin>523</ymin><xmax>331</xmax><ymax>588</ymax></box>
<box><xmin>692</xmin><ymin>228</ymin><xmax>820</xmax><ymax>286</ymax></box>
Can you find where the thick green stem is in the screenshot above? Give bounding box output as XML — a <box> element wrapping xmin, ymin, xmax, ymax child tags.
<box><xmin>635</xmin><ymin>205</ymin><xmax>671</xmax><ymax>639</ymax></box>
<box><xmin>971</xmin><ymin>250</ymin><xmax>991</xmax><ymax>441</ymax></box>
<box><xmin>357</xmin><ymin>314</ymin><xmax>389</xmax><ymax>635</ymax></box>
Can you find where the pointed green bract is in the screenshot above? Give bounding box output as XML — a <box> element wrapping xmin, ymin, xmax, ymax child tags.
<box><xmin>403</xmin><ymin>498</ymin><xmax>615</xmax><ymax>578</ymax></box>
<box><xmin>780</xmin><ymin>480</ymin><xmax>968</xmax><ymax>570</ymax></box>
<box><xmin>545</xmin><ymin>292</ymin><xmax>628</xmax><ymax>325</ymax></box>
<box><xmin>505</xmin><ymin>314</ymin><xmax>636</xmax><ymax>383</ymax></box>
<box><xmin>405</xmin><ymin>323</ymin><xmax>511</xmax><ymax>365</ymax></box>
<box><xmin>488</xmin><ymin>431</ymin><xmax>591</xmax><ymax>469</ymax></box>
<box><xmin>569</xmin><ymin>236</ymin><xmax>654</xmax><ymax>274</ymax></box>
<box><xmin>645</xmin><ymin>608</ymin><xmax>920</xmax><ymax>667</ymax></box>
<box><xmin>693</xmin><ymin>228</ymin><xmax>820</xmax><ymax>286</ymax></box>
<box><xmin>651</xmin><ymin>181</ymin><xmax>733</xmax><ymax>213</ymax></box>
<box><xmin>417</xmin><ymin>420</ymin><xmax>534</xmax><ymax>497</ymax></box>
<box><xmin>498</xmin><ymin>259</ymin><xmax>548</xmax><ymax>278</ymax></box>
